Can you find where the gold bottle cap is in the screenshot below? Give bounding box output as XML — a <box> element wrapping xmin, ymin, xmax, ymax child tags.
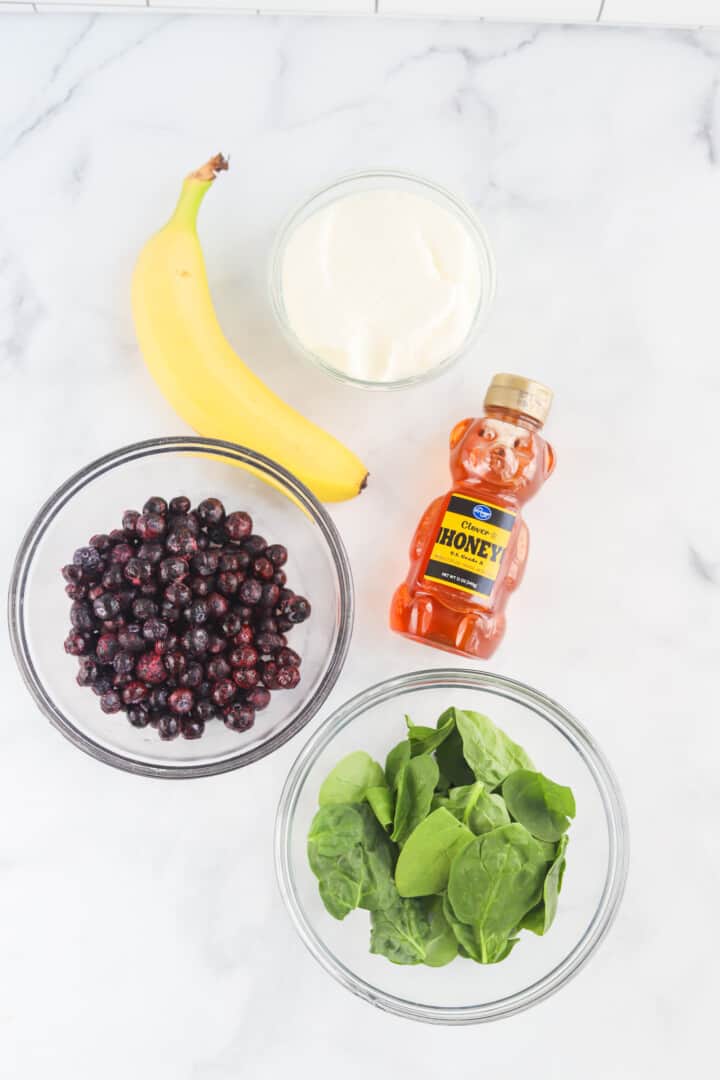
<box><xmin>484</xmin><ymin>373</ymin><xmax>553</xmax><ymax>425</ymax></box>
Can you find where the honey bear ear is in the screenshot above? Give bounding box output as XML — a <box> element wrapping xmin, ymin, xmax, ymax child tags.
<box><xmin>544</xmin><ymin>441</ymin><xmax>556</xmax><ymax>478</ymax></box>
<box><xmin>449</xmin><ymin>418</ymin><xmax>474</xmax><ymax>449</ymax></box>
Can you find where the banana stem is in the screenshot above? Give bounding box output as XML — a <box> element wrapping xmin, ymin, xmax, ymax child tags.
<box><xmin>170</xmin><ymin>154</ymin><xmax>229</xmax><ymax>230</ymax></box>
<box><xmin>188</xmin><ymin>154</ymin><xmax>229</xmax><ymax>184</ymax></box>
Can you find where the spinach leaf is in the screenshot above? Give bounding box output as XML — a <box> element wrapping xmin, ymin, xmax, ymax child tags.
<box><xmin>366</xmin><ymin>785</ymin><xmax>394</xmax><ymax>830</ymax></box>
<box><xmin>454</xmin><ymin>709</ymin><xmax>535</xmax><ymax>789</ymax></box>
<box><xmin>307</xmin><ymin>803</ymin><xmax>364</xmax><ymax>873</ymax></box>
<box><xmin>308</xmin><ymin>803</ymin><xmax>396</xmax><ymax>919</ymax></box>
<box><xmin>442</xmin><ymin>892</ymin><xmax>482</xmax><ymax>961</ymax></box>
<box><xmin>391</xmin><ymin>754</ymin><xmax>439</xmax><ymax>847</ymax></box>
<box><xmin>502</xmin><ymin>769</ymin><xmax>576</xmax><ymax>842</ymax></box>
<box><xmin>406</xmin><ymin>707</ymin><xmax>456</xmax><ymax>757</ymax></box>
<box><xmin>318</xmin><ymin>751</ymin><xmax>385</xmax><ymax>806</ymax></box>
<box><xmin>317</xmin><ymin>850</ymin><xmax>366</xmax><ymax>919</ymax></box>
<box><xmin>442</xmin><ymin>892</ymin><xmax>521</xmax><ymax>965</ymax></box>
<box><xmin>520</xmin><ymin>835</ymin><xmax>569</xmax><ymax>935</ymax></box>
<box><xmin>442</xmin><ymin>782</ymin><xmax>511</xmax><ymax>835</ymax></box>
<box><xmin>447</xmin><ymin>823</ymin><xmax>549</xmax><ymax>963</ymax></box>
<box><xmin>395</xmin><ymin>808</ymin><xmax>474</xmax><ymax>897</ymax></box>
<box><xmin>434</xmin><ymin>726</ymin><xmax>474</xmax><ymax>788</ymax></box>
<box><xmin>370</xmin><ymin>894</ymin><xmax>457</xmax><ymax>967</ymax></box>
<box><xmin>385</xmin><ymin>740</ymin><xmax>411</xmax><ymax>790</ymax></box>
<box><xmin>421</xmin><ymin>895</ymin><xmax>459</xmax><ymax>967</ymax></box>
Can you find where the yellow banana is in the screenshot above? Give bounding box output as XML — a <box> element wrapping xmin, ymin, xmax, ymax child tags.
<box><xmin>132</xmin><ymin>154</ymin><xmax>368</xmax><ymax>502</ymax></box>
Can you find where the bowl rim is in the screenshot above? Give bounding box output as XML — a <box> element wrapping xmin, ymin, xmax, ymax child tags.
<box><xmin>268</xmin><ymin>168</ymin><xmax>497</xmax><ymax>392</ymax></box>
<box><xmin>274</xmin><ymin>667</ymin><xmax>629</xmax><ymax>1024</ymax></box>
<box><xmin>8</xmin><ymin>435</ymin><xmax>355</xmax><ymax>780</ymax></box>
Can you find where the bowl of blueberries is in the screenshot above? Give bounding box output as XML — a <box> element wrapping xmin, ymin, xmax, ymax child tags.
<box><xmin>8</xmin><ymin>436</ymin><xmax>354</xmax><ymax>778</ymax></box>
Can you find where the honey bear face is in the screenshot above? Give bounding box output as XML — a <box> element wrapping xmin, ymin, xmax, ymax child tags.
<box><xmin>449</xmin><ymin>416</ymin><xmax>555</xmax><ymax>501</ymax></box>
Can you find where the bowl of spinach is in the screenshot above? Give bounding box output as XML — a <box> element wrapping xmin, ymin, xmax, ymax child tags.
<box><xmin>275</xmin><ymin>669</ymin><xmax>628</xmax><ymax>1024</ymax></box>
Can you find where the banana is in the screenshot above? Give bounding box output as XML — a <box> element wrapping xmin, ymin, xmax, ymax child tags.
<box><xmin>132</xmin><ymin>154</ymin><xmax>368</xmax><ymax>502</ymax></box>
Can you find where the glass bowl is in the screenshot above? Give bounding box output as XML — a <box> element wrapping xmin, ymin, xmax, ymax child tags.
<box><xmin>8</xmin><ymin>437</ymin><xmax>354</xmax><ymax>779</ymax></box>
<box><xmin>269</xmin><ymin>170</ymin><xmax>496</xmax><ymax>391</ymax></box>
<box><xmin>275</xmin><ymin>668</ymin><xmax>628</xmax><ymax>1024</ymax></box>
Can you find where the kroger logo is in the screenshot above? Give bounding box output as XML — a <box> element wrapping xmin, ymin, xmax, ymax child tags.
<box><xmin>472</xmin><ymin>504</ymin><xmax>493</xmax><ymax>521</ymax></box>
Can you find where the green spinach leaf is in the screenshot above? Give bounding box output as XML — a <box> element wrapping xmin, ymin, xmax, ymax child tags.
<box><xmin>520</xmin><ymin>835</ymin><xmax>569</xmax><ymax>935</ymax></box>
<box><xmin>307</xmin><ymin>803</ymin><xmax>365</xmax><ymax>873</ymax></box>
<box><xmin>441</xmin><ymin>892</ymin><xmax>520</xmax><ymax>964</ymax></box>
<box><xmin>434</xmin><ymin>725</ymin><xmax>474</xmax><ymax>788</ymax></box>
<box><xmin>442</xmin><ymin>781</ymin><xmax>511</xmax><ymax>835</ymax></box>
<box><xmin>454</xmin><ymin>709</ymin><xmax>535</xmax><ymax>788</ymax></box>
<box><xmin>391</xmin><ymin>754</ymin><xmax>439</xmax><ymax>847</ymax></box>
<box><xmin>395</xmin><ymin>808</ymin><xmax>474</xmax><ymax>897</ymax></box>
<box><xmin>502</xmin><ymin>769</ymin><xmax>576</xmax><ymax>842</ymax></box>
<box><xmin>447</xmin><ymin>823</ymin><xmax>549</xmax><ymax>962</ymax></box>
<box><xmin>370</xmin><ymin>894</ymin><xmax>457</xmax><ymax>967</ymax></box>
<box><xmin>406</xmin><ymin>707</ymin><xmax>456</xmax><ymax>757</ymax></box>
<box><xmin>308</xmin><ymin>803</ymin><xmax>396</xmax><ymax>919</ymax></box>
<box><xmin>442</xmin><ymin>892</ymin><xmax>482</xmax><ymax>961</ymax></box>
<box><xmin>385</xmin><ymin>740</ymin><xmax>411</xmax><ymax>790</ymax></box>
<box><xmin>366</xmin><ymin>785</ymin><xmax>394</xmax><ymax>830</ymax></box>
<box><xmin>318</xmin><ymin>751</ymin><xmax>385</xmax><ymax>806</ymax></box>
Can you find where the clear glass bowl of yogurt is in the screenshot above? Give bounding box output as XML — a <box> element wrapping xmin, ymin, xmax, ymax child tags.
<box><xmin>270</xmin><ymin>171</ymin><xmax>496</xmax><ymax>390</ymax></box>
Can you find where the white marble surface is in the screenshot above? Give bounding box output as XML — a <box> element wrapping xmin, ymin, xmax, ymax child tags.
<box><xmin>1</xmin><ymin>12</ymin><xmax>719</xmax><ymax>1078</ymax></box>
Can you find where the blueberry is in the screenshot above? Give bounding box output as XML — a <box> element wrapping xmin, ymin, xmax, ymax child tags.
<box><xmin>184</xmin><ymin>627</ymin><xmax>209</xmax><ymax>656</ymax></box>
<box><xmin>159</xmin><ymin>557</ymin><xmax>189</xmax><ymax>585</ymax></box>
<box><xmin>181</xmin><ymin>717</ymin><xmax>205</xmax><ymax>740</ymax></box>
<box><xmin>197</xmin><ymin>498</ymin><xmax>226</xmax><ymax>525</ymax></box>
<box><xmin>136</xmin><ymin>512</ymin><xmax>166</xmax><ymax>542</ymax></box>
<box><xmin>239</xmin><ymin>578</ymin><xmax>262</xmax><ymax>606</ymax></box>
<box><xmin>73</xmin><ymin>546</ymin><xmax>103</xmax><ymax>573</ymax></box>
<box><xmin>122</xmin><ymin>681</ymin><xmax>147</xmax><ymax>705</ymax></box>
<box><xmin>211</xmin><ymin>678</ymin><xmax>236</xmax><ymax>707</ymax></box>
<box><xmin>127</xmin><ymin>706</ymin><xmax>150</xmax><ymax>728</ymax></box>
<box><xmin>223</xmin><ymin>704</ymin><xmax>255</xmax><ymax>732</ymax></box>
<box><xmin>286</xmin><ymin>596</ymin><xmax>311</xmax><ymax>624</ymax></box>
<box><xmin>207</xmin><ymin>592</ymin><xmax>229</xmax><ymax>619</ymax></box>
<box><xmin>135</xmin><ymin>652</ymin><xmax>167</xmax><ymax>685</ymax></box>
<box><xmin>253</xmin><ymin>557</ymin><xmax>274</xmax><ymax>582</ymax></box>
<box><xmin>113</xmin><ymin>651</ymin><xmax>136</xmax><ymax>676</ymax></box>
<box><xmin>143</xmin><ymin>496</ymin><xmax>168</xmax><ymax>516</ymax></box>
<box><xmin>169</xmin><ymin>496</ymin><xmax>191</xmax><ymax>515</ymax></box>
<box><xmin>92</xmin><ymin>593</ymin><xmax>121</xmax><ymax>621</ymax></box>
<box><xmin>132</xmin><ymin>597</ymin><xmax>158</xmax><ymax>621</ymax></box>
<box><xmin>162</xmin><ymin>582</ymin><xmax>190</xmax><ymax>608</ymax></box>
<box><xmin>71</xmin><ymin>602</ymin><xmax>95</xmax><ymax>632</ymax></box>
<box><xmin>165</xmin><ymin>528</ymin><xmax>198</xmax><ymax>557</ymax></box>
<box><xmin>137</xmin><ymin>542</ymin><xmax>164</xmax><ymax>566</ymax></box>
<box><xmin>124</xmin><ymin>558</ymin><xmax>153</xmax><ymax>586</ymax></box>
<box><xmin>122</xmin><ymin>510</ymin><xmax>141</xmax><ymax>535</ymax></box>
<box><xmin>246</xmin><ymin>687</ymin><xmax>271</xmax><ymax>711</ymax></box>
<box><xmin>100</xmin><ymin>690</ymin><xmax>123</xmax><ymax>714</ymax></box>
<box><xmin>64</xmin><ymin>633</ymin><xmax>87</xmax><ymax>656</ymax></box>
<box><xmin>157</xmin><ymin>714</ymin><xmax>181</xmax><ymax>740</ymax></box>
<box><xmin>242</xmin><ymin>535</ymin><xmax>267</xmax><ymax>557</ymax></box>
<box><xmin>143</xmin><ymin>618</ymin><xmax>169</xmax><ymax>643</ymax></box>
<box><xmin>224</xmin><ymin>511</ymin><xmax>252</xmax><ymax>542</ymax></box>
<box><xmin>169</xmin><ymin>688</ymin><xmax>195</xmax><ymax>715</ymax></box>
<box><xmin>266</xmin><ymin>544</ymin><xmax>288</xmax><ymax>568</ymax></box>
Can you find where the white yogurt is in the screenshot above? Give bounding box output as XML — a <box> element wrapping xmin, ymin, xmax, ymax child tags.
<box><xmin>280</xmin><ymin>189</ymin><xmax>483</xmax><ymax>384</ymax></box>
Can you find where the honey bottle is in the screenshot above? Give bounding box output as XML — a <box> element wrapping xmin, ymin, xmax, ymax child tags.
<box><xmin>390</xmin><ymin>374</ymin><xmax>555</xmax><ymax>659</ymax></box>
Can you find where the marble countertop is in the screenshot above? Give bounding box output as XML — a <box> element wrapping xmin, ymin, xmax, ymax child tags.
<box><xmin>1</xmin><ymin>12</ymin><xmax>718</xmax><ymax>1078</ymax></box>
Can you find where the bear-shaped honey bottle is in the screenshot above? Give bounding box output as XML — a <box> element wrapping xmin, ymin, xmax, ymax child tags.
<box><xmin>390</xmin><ymin>374</ymin><xmax>555</xmax><ymax>659</ymax></box>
